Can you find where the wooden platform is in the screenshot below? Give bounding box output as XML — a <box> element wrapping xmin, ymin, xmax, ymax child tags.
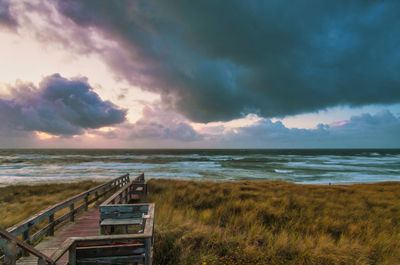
<box><xmin>17</xmin><ymin>208</ymin><xmax>100</xmax><ymax>265</ymax></box>
<box><xmin>1</xmin><ymin>173</ymin><xmax>153</xmax><ymax>265</ymax></box>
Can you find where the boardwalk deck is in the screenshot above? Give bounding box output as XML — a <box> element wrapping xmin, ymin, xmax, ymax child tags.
<box><xmin>17</xmin><ymin>208</ymin><xmax>100</xmax><ymax>265</ymax></box>
<box><xmin>1</xmin><ymin>173</ymin><xmax>153</xmax><ymax>265</ymax></box>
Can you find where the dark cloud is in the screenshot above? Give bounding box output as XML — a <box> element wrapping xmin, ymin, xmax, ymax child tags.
<box><xmin>223</xmin><ymin>111</ymin><xmax>400</xmax><ymax>148</ymax></box>
<box><xmin>0</xmin><ymin>74</ymin><xmax>127</xmax><ymax>136</ymax></box>
<box><xmin>51</xmin><ymin>0</ymin><xmax>400</xmax><ymax>122</ymax></box>
<box><xmin>0</xmin><ymin>0</ymin><xmax>17</xmax><ymax>29</ymax></box>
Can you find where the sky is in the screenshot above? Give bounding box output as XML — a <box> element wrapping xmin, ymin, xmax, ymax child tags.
<box><xmin>0</xmin><ymin>0</ymin><xmax>400</xmax><ymax>148</ymax></box>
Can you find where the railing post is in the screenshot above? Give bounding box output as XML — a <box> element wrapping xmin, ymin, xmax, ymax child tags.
<box><xmin>48</xmin><ymin>214</ymin><xmax>54</xmax><ymax>236</ymax></box>
<box><xmin>70</xmin><ymin>203</ymin><xmax>75</xmax><ymax>222</ymax></box>
<box><xmin>84</xmin><ymin>194</ymin><xmax>89</xmax><ymax>211</ymax></box>
<box><xmin>37</xmin><ymin>257</ymin><xmax>45</xmax><ymax>265</ymax></box>
<box><xmin>95</xmin><ymin>191</ymin><xmax>99</xmax><ymax>201</ymax></box>
<box><xmin>144</xmin><ymin>237</ymin><xmax>151</xmax><ymax>265</ymax></box>
<box><xmin>4</xmin><ymin>241</ymin><xmax>17</xmax><ymax>265</ymax></box>
<box><xmin>22</xmin><ymin>229</ymin><xmax>30</xmax><ymax>256</ymax></box>
<box><xmin>68</xmin><ymin>242</ymin><xmax>76</xmax><ymax>265</ymax></box>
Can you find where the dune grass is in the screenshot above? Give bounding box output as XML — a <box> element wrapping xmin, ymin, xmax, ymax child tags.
<box><xmin>1</xmin><ymin>180</ymin><xmax>399</xmax><ymax>264</ymax></box>
<box><xmin>147</xmin><ymin>179</ymin><xmax>400</xmax><ymax>265</ymax></box>
<box><xmin>0</xmin><ymin>181</ymin><xmax>102</xmax><ymax>229</ymax></box>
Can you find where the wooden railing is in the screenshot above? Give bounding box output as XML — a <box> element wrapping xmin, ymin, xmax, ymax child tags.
<box><xmin>0</xmin><ymin>228</ymin><xmax>54</xmax><ymax>265</ymax></box>
<box><xmin>101</xmin><ymin>173</ymin><xmax>146</xmax><ymax>206</ymax></box>
<box><xmin>50</xmin><ymin>232</ymin><xmax>154</xmax><ymax>265</ymax></box>
<box><xmin>51</xmin><ymin>174</ymin><xmax>154</xmax><ymax>265</ymax></box>
<box><xmin>0</xmin><ymin>174</ymin><xmax>130</xmax><ymax>261</ymax></box>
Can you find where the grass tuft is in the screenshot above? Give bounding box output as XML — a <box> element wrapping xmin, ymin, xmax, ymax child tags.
<box><xmin>147</xmin><ymin>179</ymin><xmax>400</xmax><ymax>265</ymax></box>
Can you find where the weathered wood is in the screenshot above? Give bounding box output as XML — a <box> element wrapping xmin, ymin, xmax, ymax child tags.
<box><xmin>100</xmin><ymin>218</ymin><xmax>142</xmax><ymax>226</ymax></box>
<box><xmin>84</xmin><ymin>195</ymin><xmax>88</xmax><ymax>211</ymax></box>
<box><xmin>4</xmin><ymin>174</ymin><xmax>130</xmax><ymax>241</ymax></box>
<box><xmin>101</xmin><ymin>183</ymin><xmax>132</xmax><ymax>206</ymax></box>
<box><xmin>70</xmin><ymin>204</ymin><xmax>75</xmax><ymax>222</ymax></box>
<box><xmin>76</xmin><ymin>255</ymin><xmax>145</xmax><ymax>264</ymax></box>
<box><xmin>100</xmin><ymin>176</ymin><xmax>144</xmax><ymax>207</ymax></box>
<box><xmin>48</xmin><ymin>215</ymin><xmax>54</xmax><ymax>236</ymax></box>
<box><xmin>100</xmin><ymin>212</ymin><xmax>143</xmax><ymax>219</ymax></box>
<box><xmin>22</xmin><ymin>229</ymin><xmax>30</xmax><ymax>256</ymax></box>
<box><xmin>4</xmin><ymin>241</ymin><xmax>17</xmax><ymax>265</ymax></box>
<box><xmin>69</xmin><ymin>242</ymin><xmax>76</xmax><ymax>265</ymax></box>
<box><xmin>100</xmin><ymin>204</ymin><xmax>149</xmax><ymax>213</ymax></box>
<box><xmin>145</xmin><ymin>237</ymin><xmax>151</xmax><ymax>265</ymax></box>
<box><xmin>2</xmin><ymin>173</ymin><xmax>153</xmax><ymax>265</ymax></box>
<box><xmin>73</xmin><ymin>234</ymin><xmax>151</xmax><ymax>244</ymax></box>
<box><xmin>50</xmin><ymin>238</ymin><xmax>74</xmax><ymax>263</ymax></box>
<box><xmin>76</xmin><ymin>244</ymin><xmax>145</xmax><ymax>258</ymax></box>
<box><xmin>30</xmin><ymin>224</ymin><xmax>51</xmax><ymax>245</ymax></box>
<box><xmin>143</xmin><ymin>204</ymin><xmax>155</xmax><ymax>236</ymax></box>
<box><xmin>0</xmin><ymin>228</ymin><xmax>54</xmax><ymax>265</ymax></box>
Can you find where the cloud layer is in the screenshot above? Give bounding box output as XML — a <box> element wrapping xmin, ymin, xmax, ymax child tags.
<box><xmin>49</xmin><ymin>0</ymin><xmax>400</xmax><ymax>123</ymax></box>
<box><xmin>0</xmin><ymin>0</ymin><xmax>17</xmax><ymax>29</ymax></box>
<box><xmin>0</xmin><ymin>74</ymin><xmax>127</xmax><ymax>136</ymax></box>
<box><xmin>94</xmin><ymin>104</ymin><xmax>202</xmax><ymax>142</ymax></box>
<box><xmin>222</xmin><ymin>110</ymin><xmax>400</xmax><ymax>148</ymax></box>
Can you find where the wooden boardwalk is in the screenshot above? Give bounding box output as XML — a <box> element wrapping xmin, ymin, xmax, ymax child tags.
<box><xmin>0</xmin><ymin>173</ymin><xmax>154</xmax><ymax>265</ymax></box>
<box><xmin>17</xmin><ymin>208</ymin><xmax>100</xmax><ymax>265</ymax></box>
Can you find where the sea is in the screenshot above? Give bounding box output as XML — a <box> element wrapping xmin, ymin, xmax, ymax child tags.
<box><xmin>0</xmin><ymin>149</ymin><xmax>399</xmax><ymax>185</ymax></box>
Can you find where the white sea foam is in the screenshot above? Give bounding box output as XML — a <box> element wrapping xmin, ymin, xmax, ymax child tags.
<box><xmin>0</xmin><ymin>151</ymin><xmax>399</xmax><ymax>185</ymax></box>
<box><xmin>274</xmin><ymin>169</ymin><xmax>294</xmax><ymax>173</ymax></box>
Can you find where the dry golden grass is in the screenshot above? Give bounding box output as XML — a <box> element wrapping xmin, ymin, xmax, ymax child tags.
<box><xmin>0</xmin><ymin>181</ymin><xmax>102</xmax><ymax>229</ymax></box>
<box><xmin>147</xmin><ymin>179</ymin><xmax>400</xmax><ymax>265</ymax></box>
<box><xmin>1</xmin><ymin>180</ymin><xmax>399</xmax><ymax>264</ymax></box>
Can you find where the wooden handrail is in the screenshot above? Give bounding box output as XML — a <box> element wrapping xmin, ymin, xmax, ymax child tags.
<box><xmin>0</xmin><ymin>174</ymin><xmax>130</xmax><ymax>249</ymax></box>
<box><xmin>101</xmin><ymin>174</ymin><xmax>145</xmax><ymax>206</ymax></box>
<box><xmin>0</xmin><ymin>228</ymin><xmax>54</xmax><ymax>264</ymax></box>
<box><xmin>1</xmin><ymin>173</ymin><xmax>152</xmax><ymax>265</ymax></box>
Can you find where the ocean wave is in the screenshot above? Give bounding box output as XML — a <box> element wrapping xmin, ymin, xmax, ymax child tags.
<box><xmin>274</xmin><ymin>169</ymin><xmax>294</xmax><ymax>173</ymax></box>
<box><xmin>0</xmin><ymin>149</ymin><xmax>399</xmax><ymax>185</ymax></box>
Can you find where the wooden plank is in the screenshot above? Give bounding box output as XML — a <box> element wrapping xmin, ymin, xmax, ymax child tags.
<box><xmin>143</xmin><ymin>203</ymin><xmax>155</xmax><ymax>236</ymax></box>
<box><xmin>100</xmin><ymin>183</ymin><xmax>132</xmax><ymax>206</ymax></box>
<box><xmin>0</xmin><ymin>228</ymin><xmax>54</xmax><ymax>264</ymax></box>
<box><xmin>100</xmin><ymin>219</ymin><xmax>142</xmax><ymax>226</ymax></box>
<box><xmin>75</xmin><ymin>239</ymin><xmax>145</xmax><ymax>248</ymax></box>
<box><xmin>100</xmin><ymin>212</ymin><xmax>143</xmax><ymax>220</ymax></box>
<box><xmin>76</xmin><ymin>254</ymin><xmax>144</xmax><ymax>265</ymax></box>
<box><xmin>6</xmin><ymin>174</ymin><xmax>129</xmax><ymax>238</ymax></box>
<box><xmin>3</xmin><ymin>174</ymin><xmax>153</xmax><ymax>265</ymax></box>
<box><xmin>30</xmin><ymin>224</ymin><xmax>51</xmax><ymax>245</ymax></box>
<box><xmin>50</xmin><ymin>238</ymin><xmax>74</xmax><ymax>263</ymax></box>
<box><xmin>73</xmin><ymin>234</ymin><xmax>151</xmax><ymax>244</ymax></box>
<box><xmin>69</xmin><ymin>242</ymin><xmax>76</xmax><ymax>265</ymax></box>
<box><xmin>100</xmin><ymin>174</ymin><xmax>143</xmax><ymax>206</ymax></box>
<box><xmin>76</xmin><ymin>244</ymin><xmax>145</xmax><ymax>259</ymax></box>
<box><xmin>100</xmin><ymin>204</ymin><xmax>149</xmax><ymax>213</ymax></box>
<box><xmin>145</xmin><ymin>237</ymin><xmax>151</xmax><ymax>265</ymax></box>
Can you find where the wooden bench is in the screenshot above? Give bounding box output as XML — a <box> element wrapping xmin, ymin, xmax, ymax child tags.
<box><xmin>100</xmin><ymin>217</ymin><xmax>143</xmax><ymax>234</ymax></box>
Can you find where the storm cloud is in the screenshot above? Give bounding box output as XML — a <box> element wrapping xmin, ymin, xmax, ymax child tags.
<box><xmin>0</xmin><ymin>74</ymin><xmax>127</xmax><ymax>136</ymax></box>
<box><xmin>46</xmin><ymin>0</ymin><xmax>400</xmax><ymax>123</ymax></box>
